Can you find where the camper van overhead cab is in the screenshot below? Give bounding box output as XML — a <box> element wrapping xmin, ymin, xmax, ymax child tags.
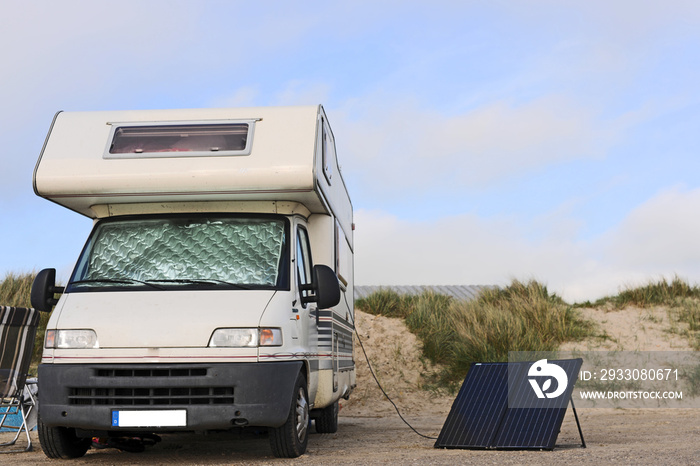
<box><xmin>31</xmin><ymin>105</ymin><xmax>355</xmax><ymax>459</ymax></box>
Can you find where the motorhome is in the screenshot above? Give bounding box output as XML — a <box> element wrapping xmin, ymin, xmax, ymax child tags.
<box><xmin>30</xmin><ymin>105</ymin><xmax>354</xmax><ymax>458</ymax></box>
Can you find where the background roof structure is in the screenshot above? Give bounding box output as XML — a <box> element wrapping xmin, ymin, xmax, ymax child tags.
<box><xmin>354</xmin><ymin>285</ymin><xmax>489</xmax><ymax>301</ymax></box>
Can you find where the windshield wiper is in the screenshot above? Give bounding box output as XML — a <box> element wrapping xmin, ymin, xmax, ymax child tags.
<box><xmin>145</xmin><ymin>279</ymin><xmax>251</xmax><ymax>290</ymax></box>
<box><xmin>70</xmin><ymin>278</ymin><xmax>166</xmax><ymax>290</ymax></box>
<box><xmin>205</xmin><ymin>279</ymin><xmax>252</xmax><ymax>290</ymax></box>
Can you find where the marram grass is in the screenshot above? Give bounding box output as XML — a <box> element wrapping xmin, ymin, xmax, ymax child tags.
<box><xmin>356</xmin><ymin>280</ymin><xmax>595</xmax><ymax>391</ymax></box>
<box><xmin>0</xmin><ymin>271</ymin><xmax>35</xmax><ymax>307</ymax></box>
<box><xmin>357</xmin><ymin>278</ymin><xmax>700</xmax><ymax>391</ymax></box>
<box><xmin>584</xmin><ymin>275</ymin><xmax>700</xmax><ymax>309</ymax></box>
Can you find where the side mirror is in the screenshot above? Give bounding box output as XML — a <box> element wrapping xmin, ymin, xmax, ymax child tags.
<box><xmin>31</xmin><ymin>268</ymin><xmax>64</xmax><ymax>312</ymax></box>
<box><xmin>313</xmin><ymin>265</ymin><xmax>341</xmax><ymax>309</ymax></box>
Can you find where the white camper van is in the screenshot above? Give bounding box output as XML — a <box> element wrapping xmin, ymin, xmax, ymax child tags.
<box><xmin>30</xmin><ymin>105</ymin><xmax>355</xmax><ymax>458</ymax></box>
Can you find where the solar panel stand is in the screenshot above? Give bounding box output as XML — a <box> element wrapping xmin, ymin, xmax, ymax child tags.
<box><xmin>570</xmin><ymin>397</ymin><xmax>586</xmax><ymax>448</ymax></box>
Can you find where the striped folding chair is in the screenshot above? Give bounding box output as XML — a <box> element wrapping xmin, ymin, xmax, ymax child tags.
<box><xmin>0</xmin><ymin>306</ymin><xmax>40</xmax><ymax>453</ymax></box>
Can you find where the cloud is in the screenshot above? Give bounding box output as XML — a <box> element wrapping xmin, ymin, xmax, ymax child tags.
<box><xmin>353</xmin><ymin>208</ymin><xmax>592</xmax><ymax>296</ymax></box>
<box><xmin>602</xmin><ymin>186</ymin><xmax>700</xmax><ymax>270</ymax></box>
<box><xmin>335</xmin><ymin>96</ymin><xmax>615</xmax><ymax>201</ymax></box>
<box><xmin>354</xmin><ymin>184</ymin><xmax>700</xmax><ymax>303</ymax></box>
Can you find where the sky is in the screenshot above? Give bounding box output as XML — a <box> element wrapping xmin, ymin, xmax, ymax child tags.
<box><xmin>1</xmin><ymin>0</ymin><xmax>700</xmax><ymax>302</ymax></box>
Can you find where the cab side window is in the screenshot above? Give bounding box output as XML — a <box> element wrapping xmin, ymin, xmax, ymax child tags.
<box><xmin>296</xmin><ymin>227</ymin><xmax>313</xmax><ymax>305</ymax></box>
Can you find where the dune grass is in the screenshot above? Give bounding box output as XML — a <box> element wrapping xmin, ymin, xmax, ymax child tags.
<box><xmin>358</xmin><ymin>277</ymin><xmax>700</xmax><ymax>391</ymax></box>
<box><xmin>356</xmin><ymin>280</ymin><xmax>596</xmax><ymax>390</ymax></box>
<box><xmin>593</xmin><ymin>276</ymin><xmax>700</xmax><ymax>309</ymax></box>
<box><xmin>0</xmin><ymin>271</ymin><xmax>34</xmax><ymax>307</ymax></box>
<box><xmin>0</xmin><ymin>271</ymin><xmax>49</xmax><ymax>371</ymax></box>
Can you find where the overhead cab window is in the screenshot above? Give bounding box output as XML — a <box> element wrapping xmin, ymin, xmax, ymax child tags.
<box><xmin>105</xmin><ymin>121</ymin><xmax>257</xmax><ymax>159</ymax></box>
<box><xmin>296</xmin><ymin>226</ymin><xmax>313</xmax><ymax>305</ymax></box>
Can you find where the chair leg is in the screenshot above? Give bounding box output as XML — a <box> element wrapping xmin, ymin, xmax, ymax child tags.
<box><xmin>0</xmin><ymin>402</ymin><xmax>32</xmax><ymax>453</ymax></box>
<box><xmin>0</xmin><ymin>404</ymin><xmax>22</xmax><ymax>446</ymax></box>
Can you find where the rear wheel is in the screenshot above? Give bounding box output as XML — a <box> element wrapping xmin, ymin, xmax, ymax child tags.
<box><xmin>315</xmin><ymin>401</ymin><xmax>338</xmax><ymax>433</ymax></box>
<box><xmin>269</xmin><ymin>372</ymin><xmax>309</xmax><ymax>458</ymax></box>
<box><xmin>38</xmin><ymin>418</ymin><xmax>91</xmax><ymax>459</ymax></box>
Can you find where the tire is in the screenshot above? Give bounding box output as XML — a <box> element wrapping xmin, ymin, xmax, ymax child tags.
<box><xmin>315</xmin><ymin>401</ymin><xmax>338</xmax><ymax>433</ymax></box>
<box><xmin>269</xmin><ymin>372</ymin><xmax>309</xmax><ymax>458</ymax></box>
<box><xmin>38</xmin><ymin>418</ymin><xmax>91</xmax><ymax>459</ymax></box>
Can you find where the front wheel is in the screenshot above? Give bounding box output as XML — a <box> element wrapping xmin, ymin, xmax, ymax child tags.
<box><xmin>38</xmin><ymin>418</ymin><xmax>91</xmax><ymax>459</ymax></box>
<box><xmin>269</xmin><ymin>372</ymin><xmax>309</xmax><ymax>458</ymax></box>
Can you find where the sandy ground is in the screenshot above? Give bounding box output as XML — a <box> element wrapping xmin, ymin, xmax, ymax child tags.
<box><xmin>2</xmin><ymin>408</ymin><xmax>699</xmax><ymax>465</ymax></box>
<box><xmin>2</xmin><ymin>307</ymin><xmax>699</xmax><ymax>464</ymax></box>
<box><xmin>560</xmin><ymin>305</ymin><xmax>692</xmax><ymax>352</ymax></box>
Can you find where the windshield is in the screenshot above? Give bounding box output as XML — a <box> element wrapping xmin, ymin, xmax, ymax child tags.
<box><xmin>68</xmin><ymin>215</ymin><xmax>288</xmax><ymax>292</ymax></box>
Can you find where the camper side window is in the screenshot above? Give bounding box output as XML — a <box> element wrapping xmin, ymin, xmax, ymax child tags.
<box><xmin>296</xmin><ymin>227</ymin><xmax>313</xmax><ymax>305</ymax></box>
<box><xmin>322</xmin><ymin>120</ymin><xmax>335</xmax><ymax>184</ymax></box>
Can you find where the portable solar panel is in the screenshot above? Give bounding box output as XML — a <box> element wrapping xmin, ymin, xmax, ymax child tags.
<box><xmin>434</xmin><ymin>359</ymin><xmax>583</xmax><ymax>450</ymax></box>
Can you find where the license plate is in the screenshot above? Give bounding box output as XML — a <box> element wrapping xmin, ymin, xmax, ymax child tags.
<box><xmin>111</xmin><ymin>409</ymin><xmax>187</xmax><ymax>427</ymax></box>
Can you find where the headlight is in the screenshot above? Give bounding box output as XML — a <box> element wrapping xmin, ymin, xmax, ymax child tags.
<box><xmin>209</xmin><ymin>328</ymin><xmax>282</xmax><ymax>347</ymax></box>
<box><xmin>209</xmin><ymin>328</ymin><xmax>258</xmax><ymax>347</ymax></box>
<box><xmin>46</xmin><ymin>329</ymin><xmax>99</xmax><ymax>349</ymax></box>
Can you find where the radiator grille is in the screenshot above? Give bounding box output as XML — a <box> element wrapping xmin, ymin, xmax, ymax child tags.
<box><xmin>96</xmin><ymin>368</ymin><xmax>208</xmax><ymax>378</ymax></box>
<box><xmin>68</xmin><ymin>386</ymin><xmax>234</xmax><ymax>406</ymax></box>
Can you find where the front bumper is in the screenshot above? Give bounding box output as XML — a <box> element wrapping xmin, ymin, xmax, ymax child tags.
<box><xmin>38</xmin><ymin>362</ymin><xmax>302</xmax><ymax>431</ymax></box>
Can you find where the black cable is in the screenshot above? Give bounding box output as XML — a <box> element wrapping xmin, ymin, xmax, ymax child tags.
<box><xmin>344</xmin><ymin>293</ymin><xmax>438</xmax><ymax>440</ymax></box>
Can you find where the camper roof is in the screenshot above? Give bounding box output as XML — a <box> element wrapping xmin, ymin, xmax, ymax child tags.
<box><xmin>34</xmin><ymin>106</ymin><xmax>351</xmax><ymax>233</ymax></box>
